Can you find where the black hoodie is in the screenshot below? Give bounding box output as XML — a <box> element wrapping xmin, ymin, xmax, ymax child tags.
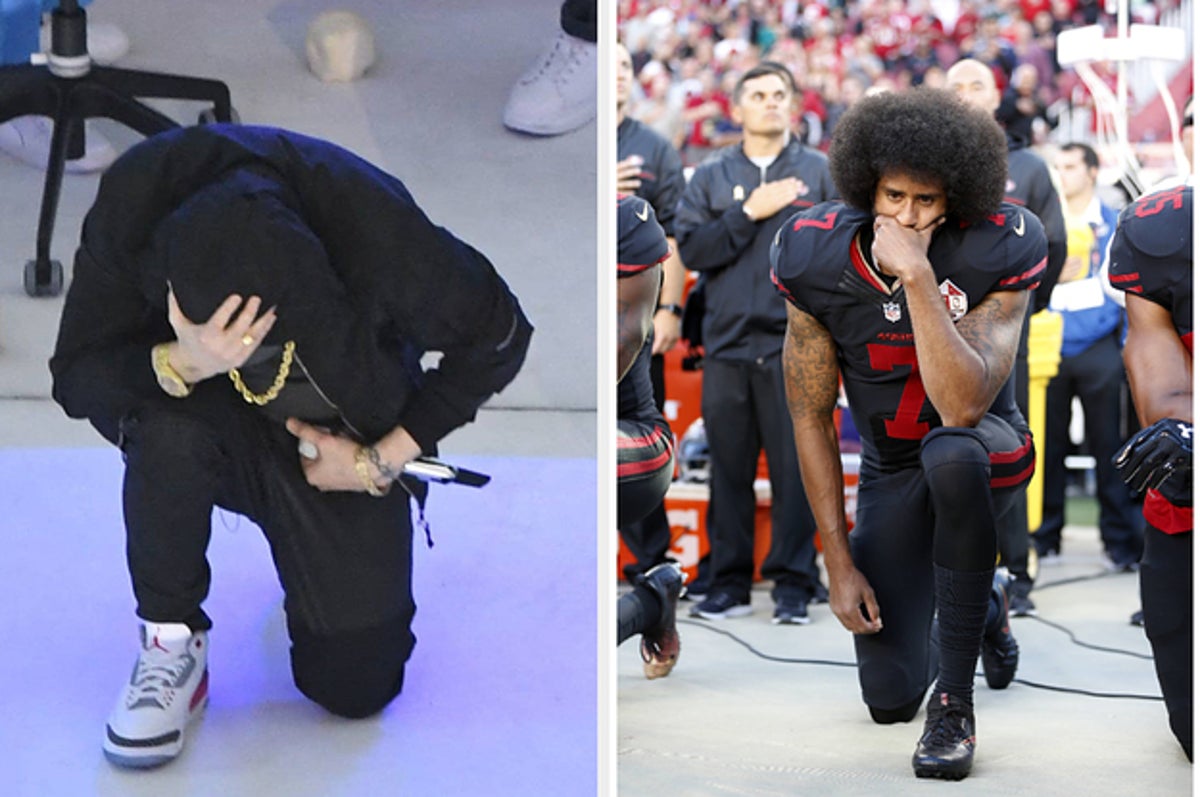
<box><xmin>50</xmin><ymin>125</ymin><xmax>532</xmax><ymax>450</ymax></box>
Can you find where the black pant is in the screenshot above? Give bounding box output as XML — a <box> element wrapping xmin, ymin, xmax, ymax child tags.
<box><xmin>116</xmin><ymin>383</ymin><xmax>415</xmax><ymax>719</ymax></box>
<box><xmin>851</xmin><ymin>415</ymin><xmax>1033</xmax><ymax>711</ymax></box>
<box><xmin>561</xmin><ymin>0</ymin><xmax>596</xmax><ymax>41</ymax></box>
<box><xmin>617</xmin><ymin>415</ymin><xmax>674</xmax><ymax>528</ymax></box>
<box><xmin>1141</xmin><ymin>523</ymin><xmax>1193</xmax><ymax>761</ymax></box>
<box><xmin>700</xmin><ymin>355</ymin><xmax>820</xmax><ymax>601</ymax></box>
<box><xmin>1033</xmin><ymin>334</ymin><xmax>1142</xmax><ymax>561</ymax></box>
<box><xmin>619</xmin><ymin>353</ymin><xmax>674</xmax><ymax>581</ymax></box>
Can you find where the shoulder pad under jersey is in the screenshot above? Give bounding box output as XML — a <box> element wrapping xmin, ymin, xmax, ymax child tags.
<box><xmin>770</xmin><ymin>201</ymin><xmax>868</xmax><ymax>308</ymax></box>
<box><xmin>934</xmin><ymin>203</ymin><xmax>1048</xmax><ymax>292</ymax></box>
<box><xmin>617</xmin><ymin>194</ymin><xmax>669</xmax><ymax>278</ymax></box>
<box><xmin>1108</xmin><ymin>183</ymin><xmax>1192</xmax><ymax>302</ymax></box>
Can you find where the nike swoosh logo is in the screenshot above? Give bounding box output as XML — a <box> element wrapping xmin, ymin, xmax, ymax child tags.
<box><xmin>1014</xmin><ymin>214</ymin><xmax>1025</xmax><ymax>236</ymax></box>
<box><xmin>635</xmin><ymin>202</ymin><xmax>649</xmax><ymax>222</ymax></box>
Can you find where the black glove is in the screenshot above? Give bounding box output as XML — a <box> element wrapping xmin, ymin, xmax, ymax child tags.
<box><xmin>1113</xmin><ymin>418</ymin><xmax>1193</xmax><ymax>506</ymax></box>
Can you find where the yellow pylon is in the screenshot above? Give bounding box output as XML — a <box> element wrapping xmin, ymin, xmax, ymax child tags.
<box><xmin>1027</xmin><ymin>309</ymin><xmax>1063</xmax><ymax>533</ymax></box>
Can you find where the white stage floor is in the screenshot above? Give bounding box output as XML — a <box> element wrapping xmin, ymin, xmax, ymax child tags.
<box><xmin>1</xmin><ymin>446</ymin><xmax>597</xmax><ymax>796</ymax></box>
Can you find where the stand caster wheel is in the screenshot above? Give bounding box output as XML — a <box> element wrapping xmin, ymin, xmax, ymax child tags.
<box><xmin>24</xmin><ymin>258</ymin><xmax>64</xmax><ymax>297</ymax></box>
<box><xmin>199</xmin><ymin>106</ymin><xmax>240</xmax><ymax>125</ymax></box>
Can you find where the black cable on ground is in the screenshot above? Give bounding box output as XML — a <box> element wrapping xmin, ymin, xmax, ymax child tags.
<box><xmin>676</xmin><ymin>598</ymin><xmax>1165</xmax><ymax>702</ymax></box>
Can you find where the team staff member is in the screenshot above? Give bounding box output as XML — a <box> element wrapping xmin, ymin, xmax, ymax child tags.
<box><xmin>50</xmin><ymin>124</ymin><xmax>532</xmax><ymax>768</ymax></box>
<box><xmin>674</xmin><ymin>61</ymin><xmax>835</xmax><ymax>624</ymax></box>
<box><xmin>772</xmin><ymin>89</ymin><xmax>1039</xmax><ymax>779</ymax></box>
<box><xmin>946</xmin><ymin>57</ymin><xmax>1068</xmax><ymax>617</ymax></box>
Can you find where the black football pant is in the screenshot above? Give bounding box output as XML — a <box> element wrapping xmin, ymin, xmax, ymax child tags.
<box><xmin>620</xmin><ymin>353</ymin><xmax>674</xmax><ymax>581</ymax></box>
<box><xmin>617</xmin><ymin>415</ymin><xmax>674</xmax><ymax>529</ymax></box>
<box><xmin>1141</xmin><ymin>523</ymin><xmax>1193</xmax><ymax>761</ymax></box>
<box><xmin>851</xmin><ymin>415</ymin><xmax>1034</xmax><ymax>715</ymax></box>
<box><xmin>115</xmin><ymin>383</ymin><xmax>415</xmax><ymax>719</ymax></box>
<box><xmin>701</xmin><ymin>355</ymin><xmax>820</xmax><ymax>602</ymax></box>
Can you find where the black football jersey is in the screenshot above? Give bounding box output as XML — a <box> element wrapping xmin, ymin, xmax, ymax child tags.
<box><xmin>618</xmin><ymin>194</ymin><xmax>670</xmax><ymax>426</ymax></box>
<box><xmin>1107</xmin><ymin>182</ymin><xmax>1193</xmax><ymax>349</ymax></box>
<box><xmin>771</xmin><ymin>201</ymin><xmax>1047</xmax><ymax>471</ymax></box>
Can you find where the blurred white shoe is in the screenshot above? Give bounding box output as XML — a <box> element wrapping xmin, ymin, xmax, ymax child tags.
<box><xmin>503</xmin><ymin>31</ymin><xmax>596</xmax><ymax>136</ymax></box>
<box><xmin>40</xmin><ymin>17</ymin><xmax>130</xmax><ymax>65</ymax></box>
<box><xmin>0</xmin><ymin>115</ymin><xmax>117</xmax><ymax>173</ymax></box>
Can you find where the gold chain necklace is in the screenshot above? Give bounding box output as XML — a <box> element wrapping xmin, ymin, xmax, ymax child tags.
<box><xmin>229</xmin><ymin>340</ymin><xmax>296</xmax><ymax>405</ymax></box>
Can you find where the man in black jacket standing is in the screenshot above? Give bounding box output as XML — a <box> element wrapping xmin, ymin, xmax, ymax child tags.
<box><xmin>50</xmin><ymin>124</ymin><xmax>532</xmax><ymax>769</ymax></box>
<box><xmin>675</xmin><ymin>62</ymin><xmax>836</xmax><ymax>624</ymax></box>
<box><xmin>947</xmin><ymin>57</ymin><xmax>1068</xmax><ymax>616</ymax></box>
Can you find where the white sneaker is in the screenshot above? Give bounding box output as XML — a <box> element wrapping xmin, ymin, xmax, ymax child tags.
<box><xmin>0</xmin><ymin>115</ymin><xmax>117</xmax><ymax>173</ymax></box>
<box><xmin>40</xmin><ymin>18</ymin><xmax>130</xmax><ymax>65</ymax></box>
<box><xmin>502</xmin><ymin>31</ymin><xmax>596</xmax><ymax>136</ymax></box>
<box><xmin>103</xmin><ymin>623</ymin><xmax>209</xmax><ymax>769</ymax></box>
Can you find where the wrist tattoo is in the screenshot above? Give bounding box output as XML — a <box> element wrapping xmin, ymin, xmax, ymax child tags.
<box><xmin>366</xmin><ymin>445</ymin><xmax>400</xmax><ymax>482</ymax></box>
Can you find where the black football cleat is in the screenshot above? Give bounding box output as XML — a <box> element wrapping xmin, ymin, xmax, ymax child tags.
<box><xmin>981</xmin><ymin>572</ymin><xmax>1019</xmax><ymax>689</ymax></box>
<box><xmin>637</xmin><ymin>563</ymin><xmax>685</xmax><ymax>679</ymax></box>
<box><xmin>912</xmin><ymin>692</ymin><xmax>976</xmax><ymax>780</ymax></box>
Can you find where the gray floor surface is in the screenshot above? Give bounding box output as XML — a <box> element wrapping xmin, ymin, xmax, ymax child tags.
<box><xmin>618</xmin><ymin>525</ymin><xmax>1194</xmax><ymax>795</ymax></box>
<box><xmin>0</xmin><ymin>0</ymin><xmax>597</xmax><ymax>458</ymax></box>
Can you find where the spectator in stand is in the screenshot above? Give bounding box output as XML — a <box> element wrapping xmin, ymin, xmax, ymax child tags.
<box><xmin>997</xmin><ymin>63</ymin><xmax>1052</xmax><ymax>146</ymax></box>
<box><xmin>822</xmin><ymin>74</ymin><xmax>867</xmax><ymax>149</ymax></box>
<box><xmin>1010</xmin><ymin>18</ymin><xmax>1056</xmax><ymax>94</ymax></box>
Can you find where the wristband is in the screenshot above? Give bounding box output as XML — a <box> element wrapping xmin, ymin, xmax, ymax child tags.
<box><xmin>657</xmin><ymin>303</ymin><xmax>684</xmax><ymax>318</ymax></box>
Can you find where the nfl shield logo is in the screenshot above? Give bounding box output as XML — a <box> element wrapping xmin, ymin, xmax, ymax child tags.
<box><xmin>939</xmin><ymin>279</ymin><xmax>968</xmax><ymax>321</ymax></box>
<box><xmin>882</xmin><ymin>301</ymin><xmax>902</xmax><ymax>323</ymax></box>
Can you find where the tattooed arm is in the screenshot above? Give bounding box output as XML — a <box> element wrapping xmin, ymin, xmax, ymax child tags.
<box><xmin>618</xmin><ymin>265</ymin><xmax>662</xmax><ymax>381</ymax></box>
<box><xmin>784</xmin><ymin>303</ymin><xmax>882</xmax><ymax>634</ymax></box>
<box><xmin>909</xmin><ymin>285</ymin><xmax>1029</xmax><ymax>428</ymax></box>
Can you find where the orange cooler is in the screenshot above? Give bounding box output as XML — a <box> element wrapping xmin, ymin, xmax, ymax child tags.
<box><xmin>617</xmin><ymin>453</ymin><xmax>861</xmax><ymax>585</ymax></box>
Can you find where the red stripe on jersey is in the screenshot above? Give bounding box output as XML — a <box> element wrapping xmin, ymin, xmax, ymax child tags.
<box><xmin>771</xmin><ymin>263</ymin><xmax>797</xmax><ymax>303</ymax></box>
<box><xmin>1143</xmin><ymin>490</ymin><xmax>1193</xmax><ymax>534</ymax></box>
<box><xmin>998</xmin><ymin>256</ymin><xmax>1046</xmax><ymax>288</ymax></box>
<box><xmin>618</xmin><ymin>263</ymin><xmax>653</xmax><ymax>275</ymax></box>
<box><xmin>1182</xmin><ymin>331</ymin><xmax>1193</xmax><ymax>355</ymax></box>
<box><xmin>1108</xmin><ymin>271</ymin><xmax>1139</xmax><ymax>284</ymax></box>
<box><xmin>617</xmin><ymin>247</ymin><xmax>670</xmax><ymax>276</ymax></box>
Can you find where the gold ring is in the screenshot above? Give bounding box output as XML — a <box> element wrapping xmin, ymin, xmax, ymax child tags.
<box><xmin>241</xmin><ymin>334</ymin><xmax>254</xmax><ymax>347</ymax></box>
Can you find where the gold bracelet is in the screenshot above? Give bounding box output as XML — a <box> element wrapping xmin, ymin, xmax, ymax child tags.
<box><xmin>354</xmin><ymin>446</ymin><xmax>389</xmax><ymax>497</ymax></box>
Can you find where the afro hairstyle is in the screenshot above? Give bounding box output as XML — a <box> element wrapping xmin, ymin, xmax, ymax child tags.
<box><xmin>827</xmin><ymin>87</ymin><xmax>1007</xmax><ymax>225</ymax></box>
